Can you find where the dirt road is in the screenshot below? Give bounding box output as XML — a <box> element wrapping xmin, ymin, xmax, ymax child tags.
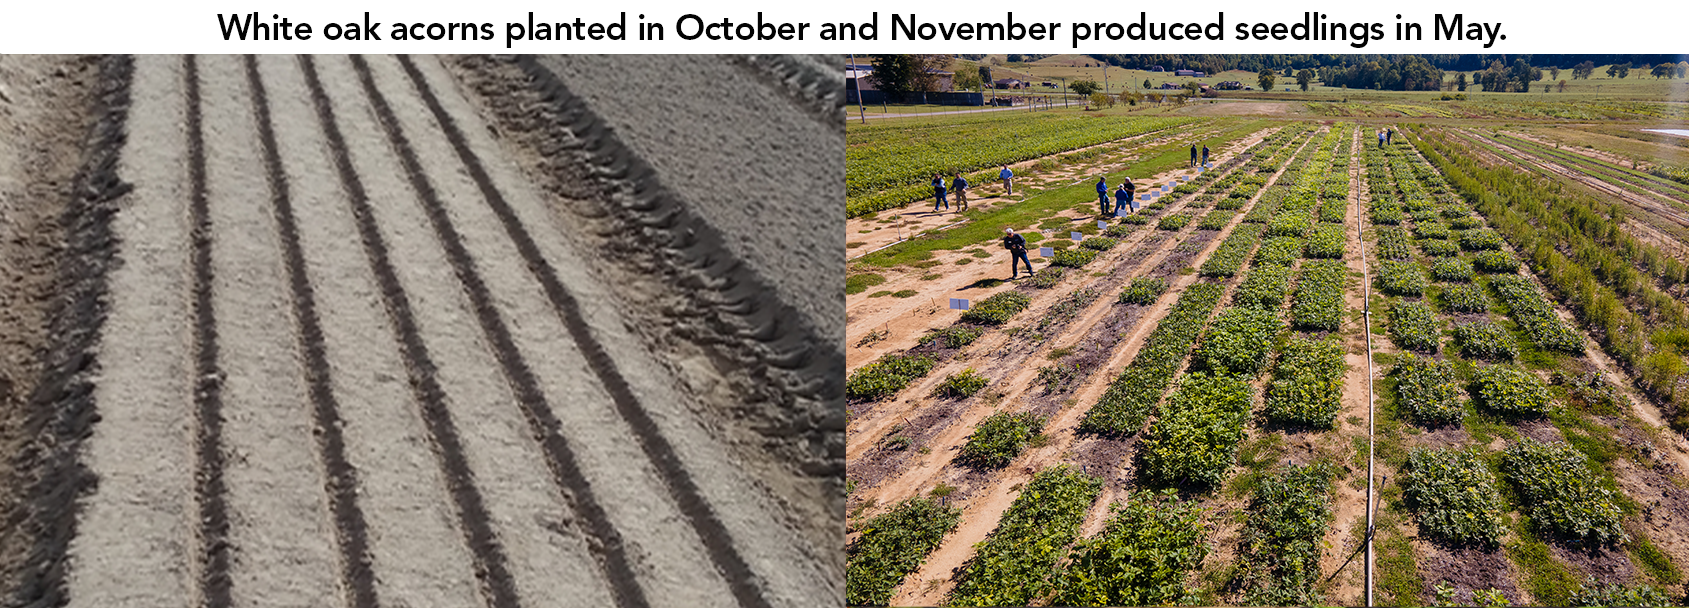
<box><xmin>0</xmin><ymin>54</ymin><xmax>837</xmax><ymax>608</ymax></box>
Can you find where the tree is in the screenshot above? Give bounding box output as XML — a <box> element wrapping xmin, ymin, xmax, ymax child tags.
<box><xmin>1258</xmin><ymin>68</ymin><xmax>1276</xmax><ymax>92</ymax></box>
<box><xmin>978</xmin><ymin>65</ymin><xmax>992</xmax><ymax>85</ymax></box>
<box><xmin>1574</xmin><ymin>61</ymin><xmax>1595</xmax><ymax>79</ymax></box>
<box><xmin>1510</xmin><ymin>59</ymin><xmax>1533</xmax><ymax>93</ymax></box>
<box><xmin>1557</xmin><ymin>79</ymin><xmax>1567</xmax><ymax>93</ymax></box>
<box><xmin>869</xmin><ymin>54</ymin><xmax>951</xmax><ymax>96</ymax></box>
<box><xmin>1296</xmin><ymin>68</ymin><xmax>1313</xmax><ymax>91</ymax></box>
<box><xmin>1550</xmin><ymin>66</ymin><xmax>1560</xmax><ymax>81</ymax></box>
<box><xmin>1456</xmin><ymin>73</ymin><xmax>1468</xmax><ymax>91</ymax></box>
<box><xmin>953</xmin><ymin>69</ymin><xmax>983</xmax><ymax>92</ymax></box>
<box><xmin>1607</xmin><ymin>62</ymin><xmax>1632</xmax><ymax>79</ymax></box>
<box><xmin>1653</xmin><ymin>63</ymin><xmax>1675</xmax><ymax>79</ymax></box>
<box><xmin>1088</xmin><ymin>92</ymin><xmax>1113</xmax><ymax>109</ymax></box>
<box><xmin>1143</xmin><ymin>78</ymin><xmax>1152</xmax><ymax>89</ymax></box>
<box><xmin>1679</xmin><ymin>61</ymin><xmax>1689</xmax><ymax>78</ymax></box>
<box><xmin>1070</xmin><ymin>79</ymin><xmax>1100</xmax><ymax>96</ymax></box>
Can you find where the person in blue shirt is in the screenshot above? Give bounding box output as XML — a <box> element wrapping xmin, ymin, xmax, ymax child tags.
<box><xmin>1114</xmin><ymin>184</ymin><xmax>1130</xmax><ymax>216</ymax></box>
<box><xmin>1096</xmin><ymin>176</ymin><xmax>1110</xmax><ymax>215</ymax></box>
<box><xmin>1003</xmin><ymin>228</ymin><xmax>1032</xmax><ymax>279</ymax></box>
<box><xmin>999</xmin><ymin>165</ymin><xmax>1014</xmax><ymax>195</ymax></box>
<box><xmin>932</xmin><ymin>174</ymin><xmax>948</xmax><ymax>211</ymax></box>
<box><xmin>1379</xmin><ymin>130</ymin><xmax>1385</xmax><ymax>148</ymax></box>
<box><xmin>1201</xmin><ymin>145</ymin><xmax>1209</xmax><ymax>167</ymax></box>
<box><xmin>1189</xmin><ymin>144</ymin><xmax>1198</xmax><ymax>167</ymax></box>
<box><xmin>952</xmin><ymin>174</ymin><xmax>970</xmax><ymax>211</ymax></box>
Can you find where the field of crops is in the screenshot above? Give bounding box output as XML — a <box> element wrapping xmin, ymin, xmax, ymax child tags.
<box><xmin>846</xmin><ymin>113</ymin><xmax>1198</xmax><ymax>217</ymax></box>
<box><xmin>848</xmin><ymin>98</ymin><xmax>1689</xmax><ymax>606</ymax></box>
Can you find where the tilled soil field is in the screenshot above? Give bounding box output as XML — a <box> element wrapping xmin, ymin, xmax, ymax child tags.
<box><xmin>0</xmin><ymin>54</ymin><xmax>839</xmax><ymax>608</ymax></box>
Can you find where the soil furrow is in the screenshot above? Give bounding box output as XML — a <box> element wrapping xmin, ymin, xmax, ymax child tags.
<box><xmin>240</xmin><ymin>53</ymin><xmax>376</xmax><ymax>608</ymax></box>
<box><xmin>255</xmin><ymin>54</ymin><xmax>486</xmax><ymax>608</ymax></box>
<box><xmin>297</xmin><ymin>54</ymin><xmax>522</xmax><ymax>608</ymax></box>
<box><xmin>394</xmin><ymin>54</ymin><xmax>769</xmax><ymax>608</ymax></box>
<box><xmin>183</xmin><ymin>54</ymin><xmax>234</xmax><ymax>608</ymax></box>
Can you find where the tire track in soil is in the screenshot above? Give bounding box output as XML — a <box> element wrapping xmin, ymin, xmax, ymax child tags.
<box><xmin>241</xmin><ymin>53</ymin><xmax>377</xmax><ymax>608</ymax></box>
<box><xmin>183</xmin><ymin>54</ymin><xmax>235</xmax><ymax>608</ymax></box>
<box><xmin>392</xmin><ymin>54</ymin><xmax>773</xmax><ymax>608</ymax></box>
<box><xmin>297</xmin><ymin>55</ymin><xmax>522</xmax><ymax>608</ymax></box>
<box><xmin>1</xmin><ymin>54</ymin><xmax>132</xmax><ymax>607</ymax></box>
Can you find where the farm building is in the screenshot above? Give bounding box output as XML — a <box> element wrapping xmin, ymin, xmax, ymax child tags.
<box><xmin>994</xmin><ymin>79</ymin><xmax>1025</xmax><ymax>89</ymax></box>
<box><xmin>1173</xmin><ymin>69</ymin><xmax>1207</xmax><ymax>77</ymax></box>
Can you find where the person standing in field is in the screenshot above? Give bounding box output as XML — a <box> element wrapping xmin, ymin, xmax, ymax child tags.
<box><xmin>999</xmin><ymin>165</ymin><xmax>1014</xmax><ymax>195</ymax></box>
<box><xmin>1386</xmin><ymin>129</ymin><xmax>1393</xmax><ymax>145</ymax></box>
<box><xmin>1003</xmin><ymin>228</ymin><xmax>1033</xmax><ymax>279</ymax></box>
<box><xmin>932</xmin><ymin>174</ymin><xmax>948</xmax><ymax>211</ymax></box>
<box><xmin>1189</xmin><ymin>144</ymin><xmax>1198</xmax><ymax>167</ymax></box>
<box><xmin>1096</xmin><ymin>176</ymin><xmax>1110</xmax><ymax>216</ymax></box>
<box><xmin>1114</xmin><ymin>183</ymin><xmax>1130</xmax><ymax>216</ymax></box>
<box><xmin>1201</xmin><ymin>145</ymin><xmax>1210</xmax><ymax>167</ymax></box>
<box><xmin>1379</xmin><ymin>129</ymin><xmax>1386</xmax><ymax>148</ymax></box>
<box><xmin>1123</xmin><ymin>175</ymin><xmax>1136</xmax><ymax>210</ymax></box>
<box><xmin>952</xmin><ymin>173</ymin><xmax>970</xmax><ymax>210</ymax></box>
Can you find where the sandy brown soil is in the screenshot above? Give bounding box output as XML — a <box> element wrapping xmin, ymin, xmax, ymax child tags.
<box><xmin>0</xmin><ymin>54</ymin><xmax>838</xmax><ymax>608</ymax></box>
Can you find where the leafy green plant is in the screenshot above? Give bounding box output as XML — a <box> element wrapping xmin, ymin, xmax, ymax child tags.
<box><xmin>1420</xmin><ymin>238</ymin><xmax>1461</xmax><ymax>257</ymax></box>
<box><xmin>1441</xmin><ymin>283</ymin><xmax>1491</xmax><ymax>313</ymax></box>
<box><xmin>1375</xmin><ymin>227</ymin><xmax>1414</xmax><ymax>260</ymax></box>
<box><xmin>1105</xmin><ymin>223</ymin><xmax>1137</xmax><ymax>238</ymax></box>
<box><xmin>846</xmin><ymin>497</ymin><xmax>963</xmax><ymax>606</ymax></box>
<box><xmin>1237</xmin><ymin>464</ymin><xmax>1333</xmax><ymax>606</ymax></box>
<box><xmin>961</xmin><ymin>290</ymin><xmax>1032</xmax><ymax>325</ymax></box>
<box><xmin>949</xmin><ymin>466</ymin><xmax>1102</xmax><ymax>607</ymax></box>
<box><xmin>1401</xmin><ymin>448</ymin><xmax>1506</xmax><ymax>547</ymax></box>
<box><xmin>1051</xmin><ymin>248</ymin><xmax>1099</xmax><ymax>268</ymax></box>
<box><xmin>1052</xmin><ymin>489</ymin><xmax>1208</xmax><ymax>606</ymax></box>
<box><xmin>1292</xmin><ymin>260</ymin><xmax>1348</xmax><ymax>331</ymax></box>
<box><xmin>1566</xmin><ymin>578</ymin><xmax>1670</xmax><ymax>607</ymax></box>
<box><xmin>1489</xmin><ymin>275</ymin><xmax>1584</xmax><ymax>353</ymax></box>
<box><xmin>1453</xmin><ymin>321</ymin><xmax>1519</xmax><ymax>361</ymax></box>
<box><xmin>1264</xmin><ymin>336</ymin><xmax>1347</xmax><ymax>428</ymax></box>
<box><xmin>1502</xmin><ymin>439</ymin><xmax>1626</xmax><ymax>546</ymax></box>
<box><xmin>1471</xmin><ymin>250</ymin><xmax>1520</xmax><ymax>273</ymax></box>
<box><xmin>1431</xmin><ymin>257</ymin><xmax>1474</xmax><ymax>282</ymax></box>
<box><xmin>1254</xmin><ymin>236</ymin><xmax>1302</xmax><ymax>267</ymax></box>
<box><xmin>1233</xmin><ymin>263</ymin><xmax>1293</xmax><ymax>310</ymax></box>
<box><xmin>1028</xmin><ymin>266</ymin><xmax>1066</xmax><ymax>289</ymax></box>
<box><xmin>1120</xmin><ymin>276</ymin><xmax>1169</xmax><ymax>305</ymax></box>
<box><xmin>1157</xmin><ymin>213</ymin><xmax>1193</xmax><ymax>231</ymax></box>
<box><xmin>932</xmin><ymin>369</ymin><xmax>989</xmax><ymax>399</ymax></box>
<box><xmin>1303</xmin><ymin>224</ymin><xmax>1346</xmax><ymax>259</ymax></box>
<box><xmin>1141</xmin><ymin>372</ymin><xmax>1253</xmax><ymax>489</ymax></box>
<box><xmin>1415</xmin><ymin>221</ymin><xmax>1452</xmax><ymax>240</ymax></box>
<box><xmin>1471</xmin><ymin>365</ymin><xmax>1550</xmax><ymax>416</ymax></box>
<box><xmin>847</xmin><ymin>354</ymin><xmax>937</xmax><ymax>401</ymax></box>
<box><xmin>1460</xmin><ymin>229</ymin><xmax>1504</xmax><ymax>251</ymax></box>
<box><xmin>1389</xmin><ymin>300</ymin><xmax>1441</xmax><ymax>353</ymax></box>
<box><xmin>1080</xmin><ymin>237</ymin><xmax>1119</xmax><ymax>251</ymax></box>
<box><xmin>960</xmin><ymin>411</ymin><xmax>1047</xmax><ymax>468</ymax></box>
<box><xmin>1199</xmin><ymin>224</ymin><xmax>1265</xmax><ymax>278</ymax></box>
<box><xmin>1195</xmin><ymin>307</ymin><xmax>1282</xmax><ymax>377</ymax></box>
<box><xmin>919</xmin><ymin>326</ymin><xmax>984</xmax><ymax>349</ymax></box>
<box><xmin>1449</xmin><ymin>215</ymin><xmax>1483</xmax><ymax>230</ymax></box>
<box><xmin>1081</xmin><ymin>284</ymin><xmax>1225</xmax><ymax>435</ymax></box>
<box><xmin>1392</xmin><ymin>354</ymin><xmax>1465</xmax><ymax>425</ymax></box>
<box><xmin>1266</xmin><ymin>209</ymin><xmax>1314</xmax><ymax>238</ymax></box>
<box><xmin>1376</xmin><ymin>260</ymin><xmax>1428</xmax><ymax>296</ymax></box>
<box><xmin>1198</xmin><ymin>210</ymin><xmax>1235</xmax><ymax>231</ymax></box>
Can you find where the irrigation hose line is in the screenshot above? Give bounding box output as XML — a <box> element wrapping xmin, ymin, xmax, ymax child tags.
<box><xmin>1360</xmin><ymin>126</ymin><xmax>1379</xmax><ymax>608</ymax></box>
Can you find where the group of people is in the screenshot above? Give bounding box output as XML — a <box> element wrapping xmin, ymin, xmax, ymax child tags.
<box><xmin>1190</xmin><ymin>143</ymin><xmax>1209</xmax><ymax>168</ymax></box>
<box><xmin>932</xmin><ymin>165</ymin><xmax>1019</xmax><ymax>212</ymax></box>
<box><xmin>1095</xmin><ymin>175</ymin><xmax>1140</xmax><ymax>217</ymax></box>
<box><xmin>1378</xmin><ymin>128</ymin><xmax>1394</xmax><ymax>147</ymax></box>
